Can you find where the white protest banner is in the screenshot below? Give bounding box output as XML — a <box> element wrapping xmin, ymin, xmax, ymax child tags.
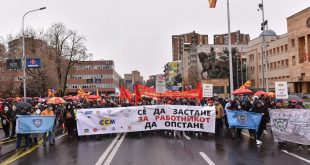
<box><xmin>202</xmin><ymin>84</ymin><xmax>213</xmax><ymax>98</ymax></box>
<box><xmin>275</xmin><ymin>81</ymin><xmax>288</xmax><ymax>99</ymax></box>
<box><xmin>269</xmin><ymin>109</ymin><xmax>310</xmax><ymax>145</ymax></box>
<box><xmin>156</xmin><ymin>74</ymin><xmax>166</xmax><ymax>93</ymax></box>
<box><xmin>77</xmin><ymin>105</ymin><xmax>216</xmax><ymax>136</ymax></box>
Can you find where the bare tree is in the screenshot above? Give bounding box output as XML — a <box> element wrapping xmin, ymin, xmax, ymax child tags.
<box><xmin>46</xmin><ymin>23</ymin><xmax>88</xmax><ymax>96</ymax></box>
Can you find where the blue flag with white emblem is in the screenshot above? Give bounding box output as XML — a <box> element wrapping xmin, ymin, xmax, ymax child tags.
<box><xmin>225</xmin><ymin>110</ymin><xmax>262</xmax><ymax>130</ymax></box>
<box><xmin>16</xmin><ymin>115</ymin><xmax>55</xmax><ymax>134</ymax></box>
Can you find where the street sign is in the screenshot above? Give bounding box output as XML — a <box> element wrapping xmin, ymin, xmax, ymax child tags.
<box><xmin>6</xmin><ymin>59</ymin><xmax>22</xmax><ymax>69</ymax></box>
<box><xmin>156</xmin><ymin>74</ymin><xmax>166</xmax><ymax>93</ymax></box>
<box><xmin>26</xmin><ymin>58</ymin><xmax>41</xmax><ymax>68</ymax></box>
<box><xmin>275</xmin><ymin>81</ymin><xmax>288</xmax><ymax>99</ymax></box>
<box><xmin>203</xmin><ymin>84</ymin><xmax>213</xmax><ymax>98</ymax></box>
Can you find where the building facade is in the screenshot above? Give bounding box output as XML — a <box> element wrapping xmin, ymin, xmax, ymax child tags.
<box><xmin>246</xmin><ymin>7</ymin><xmax>310</xmax><ymax>93</ymax></box>
<box><xmin>66</xmin><ymin>60</ymin><xmax>121</xmax><ymax>95</ymax></box>
<box><xmin>172</xmin><ymin>31</ymin><xmax>208</xmax><ymax>61</ymax></box>
<box><xmin>214</xmin><ymin>30</ymin><xmax>250</xmax><ymax>45</ymax></box>
<box><xmin>0</xmin><ymin>37</ymin><xmax>57</xmax><ymax>97</ymax></box>
<box><xmin>163</xmin><ymin>61</ymin><xmax>181</xmax><ymax>89</ymax></box>
<box><xmin>173</xmin><ymin>31</ymin><xmax>249</xmax><ymax>88</ymax></box>
<box><xmin>287</xmin><ymin>7</ymin><xmax>310</xmax><ymax>93</ymax></box>
<box><xmin>124</xmin><ymin>70</ymin><xmax>144</xmax><ymax>91</ymax></box>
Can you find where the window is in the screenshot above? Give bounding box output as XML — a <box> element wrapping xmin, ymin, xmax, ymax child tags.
<box><xmin>292</xmin><ymin>56</ymin><xmax>296</xmax><ymax>66</ymax></box>
<box><xmin>285</xmin><ymin>44</ymin><xmax>288</xmax><ymax>51</ymax></box>
<box><xmin>281</xmin><ymin>46</ymin><xmax>283</xmax><ymax>52</ymax></box>
<box><xmin>291</xmin><ymin>39</ymin><xmax>295</xmax><ymax>47</ymax></box>
<box><xmin>281</xmin><ymin>60</ymin><xmax>284</xmax><ymax>68</ymax></box>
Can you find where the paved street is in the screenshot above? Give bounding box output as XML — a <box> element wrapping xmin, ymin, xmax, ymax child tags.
<box><xmin>1</xmin><ymin>130</ymin><xmax>310</xmax><ymax>165</ymax></box>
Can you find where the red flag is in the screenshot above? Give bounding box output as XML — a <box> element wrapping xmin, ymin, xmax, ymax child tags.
<box><xmin>134</xmin><ymin>84</ymin><xmax>142</xmax><ymax>105</ymax></box>
<box><xmin>120</xmin><ymin>86</ymin><xmax>133</xmax><ymax>101</ymax></box>
<box><xmin>197</xmin><ymin>81</ymin><xmax>203</xmax><ymax>99</ymax></box>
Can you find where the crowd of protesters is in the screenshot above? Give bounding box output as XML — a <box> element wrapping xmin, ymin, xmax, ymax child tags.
<box><xmin>0</xmin><ymin>94</ymin><xmax>309</xmax><ymax>152</ymax></box>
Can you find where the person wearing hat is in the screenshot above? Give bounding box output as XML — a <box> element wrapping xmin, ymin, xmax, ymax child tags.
<box><xmin>41</xmin><ymin>104</ymin><xmax>55</xmax><ymax>147</ymax></box>
<box><xmin>251</xmin><ymin>100</ymin><xmax>269</xmax><ymax>145</ymax></box>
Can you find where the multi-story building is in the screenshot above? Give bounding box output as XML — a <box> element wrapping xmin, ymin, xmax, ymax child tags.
<box><xmin>124</xmin><ymin>70</ymin><xmax>144</xmax><ymax>91</ymax></box>
<box><xmin>163</xmin><ymin>61</ymin><xmax>181</xmax><ymax>88</ymax></box>
<box><xmin>246</xmin><ymin>7</ymin><xmax>310</xmax><ymax>93</ymax></box>
<box><xmin>214</xmin><ymin>30</ymin><xmax>250</xmax><ymax>45</ymax></box>
<box><xmin>66</xmin><ymin>60</ymin><xmax>121</xmax><ymax>95</ymax></box>
<box><xmin>174</xmin><ymin>31</ymin><xmax>249</xmax><ymax>88</ymax></box>
<box><xmin>172</xmin><ymin>31</ymin><xmax>208</xmax><ymax>61</ymax></box>
<box><xmin>287</xmin><ymin>7</ymin><xmax>310</xmax><ymax>93</ymax></box>
<box><xmin>0</xmin><ymin>37</ymin><xmax>57</xmax><ymax>97</ymax></box>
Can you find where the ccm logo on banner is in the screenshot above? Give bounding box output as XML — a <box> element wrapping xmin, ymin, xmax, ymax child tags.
<box><xmin>99</xmin><ymin>118</ymin><xmax>115</xmax><ymax>126</ymax></box>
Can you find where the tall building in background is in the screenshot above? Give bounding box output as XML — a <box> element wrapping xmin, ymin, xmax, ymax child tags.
<box><xmin>172</xmin><ymin>31</ymin><xmax>208</xmax><ymax>61</ymax></box>
<box><xmin>214</xmin><ymin>30</ymin><xmax>250</xmax><ymax>45</ymax></box>
<box><xmin>124</xmin><ymin>70</ymin><xmax>144</xmax><ymax>91</ymax></box>
<box><xmin>0</xmin><ymin>37</ymin><xmax>57</xmax><ymax>97</ymax></box>
<box><xmin>172</xmin><ymin>31</ymin><xmax>208</xmax><ymax>87</ymax></box>
<box><xmin>174</xmin><ymin>30</ymin><xmax>249</xmax><ymax>89</ymax></box>
<box><xmin>66</xmin><ymin>60</ymin><xmax>121</xmax><ymax>95</ymax></box>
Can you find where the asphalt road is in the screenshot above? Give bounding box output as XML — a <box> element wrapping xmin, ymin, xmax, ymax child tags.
<box><xmin>2</xmin><ymin>130</ymin><xmax>310</xmax><ymax>165</ymax></box>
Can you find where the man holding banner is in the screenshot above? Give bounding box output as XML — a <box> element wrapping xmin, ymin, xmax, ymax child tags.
<box><xmin>250</xmin><ymin>100</ymin><xmax>269</xmax><ymax>145</ymax></box>
<box><xmin>16</xmin><ymin>107</ymin><xmax>31</xmax><ymax>151</ymax></box>
<box><xmin>41</xmin><ymin>105</ymin><xmax>56</xmax><ymax>147</ymax></box>
<box><xmin>225</xmin><ymin>100</ymin><xmax>263</xmax><ymax>143</ymax></box>
<box><xmin>16</xmin><ymin>105</ymin><xmax>56</xmax><ymax>151</ymax></box>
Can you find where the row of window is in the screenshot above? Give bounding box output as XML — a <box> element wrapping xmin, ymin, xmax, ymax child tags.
<box><xmin>268</xmin><ymin>59</ymin><xmax>289</xmax><ymax>70</ymax></box>
<box><xmin>68</xmin><ymin>84</ymin><xmax>115</xmax><ymax>89</ymax></box>
<box><xmin>249</xmin><ymin>59</ymin><xmax>290</xmax><ymax>74</ymax></box>
<box><xmin>73</xmin><ymin>65</ymin><xmax>113</xmax><ymax>70</ymax></box>
<box><xmin>266</xmin><ymin>44</ymin><xmax>288</xmax><ymax>56</ymax></box>
<box><xmin>258</xmin><ymin>76</ymin><xmax>290</xmax><ymax>86</ymax></box>
<box><xmin>70</xmin><ymin>74</ymin><xmax>113</xmax><ymax>80</ymax></box>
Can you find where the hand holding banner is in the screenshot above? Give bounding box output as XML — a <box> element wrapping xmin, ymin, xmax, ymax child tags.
<box><xmin>16</xmin><ymin>115</ymin><xmax>55</xmax><ymax>134</ymax></box>
<box><xmin>77</xmin><ymin>105</ymin><xmax>216</xmax><ymax>136</ymax></box>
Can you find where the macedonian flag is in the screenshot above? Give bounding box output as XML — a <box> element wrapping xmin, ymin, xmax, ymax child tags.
<box><xmin>209</xmin><ymin>0</ymin><xmax>217</xmax><ymax>8</ymax></box>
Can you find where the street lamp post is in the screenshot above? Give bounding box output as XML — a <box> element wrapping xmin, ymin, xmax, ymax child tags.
<box><xmin>258</xmin><ymin>0</ymin><xmax>269</xmax><ymax>92</ymax></box>
<box><xmin>22</xmin><ymin>7</ymin><xmax>46</xmax><ymax>102</ymax></box>
<box><xmin>226</xmin><ymin>0</ymin><xmax>234</xmax><ymax>99</ymax></box>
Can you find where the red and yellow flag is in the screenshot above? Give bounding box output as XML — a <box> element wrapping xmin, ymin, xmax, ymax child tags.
<box><xmin>209</xmin><ymin>0</ymin><xmax>217</xmax><ymax>8</ymax></box>
<box><xmin>240</xmin><ymin>80</ymin><xmax>252</xmax><ymax>89</ymax></box>
<box><xmin>77</xmin><ymin>88</ymin><xmax>90</xmax><ymax>100</ymax></box>
<box><xmin>48</xmin><ymin>89</ymin><xmax>55</xmax><ymax>97</ymax></box>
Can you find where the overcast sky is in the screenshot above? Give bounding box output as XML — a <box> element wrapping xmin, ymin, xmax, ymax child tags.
<box><xmin>1</xmin><ymin>0</ymin><xmax>309</xmax><ymax>79</ymax></box>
